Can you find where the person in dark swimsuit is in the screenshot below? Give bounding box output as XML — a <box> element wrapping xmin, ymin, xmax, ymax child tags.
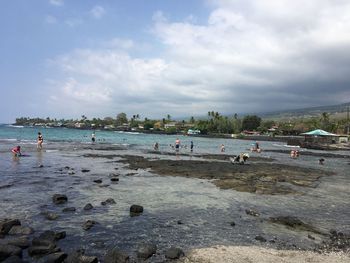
<box><xmin>37</xmin><ymin>132</ymin><xmax>43</xmax><ymax>150</ymax></box>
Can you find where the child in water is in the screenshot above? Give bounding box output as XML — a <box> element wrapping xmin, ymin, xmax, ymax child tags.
<box><xmin>37</xmin><ymin>132</ymin><xmax>43</xmax><ymax>150</ymax></box>
<box><xmin>12</xmin><ymin>146</ymin><xmax>22</xmax><ymax>157</ymax></box>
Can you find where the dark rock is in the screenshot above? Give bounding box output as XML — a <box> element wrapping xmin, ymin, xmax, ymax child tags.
<box><xmin>32</xmin><ymin>231</ymin><xmax>66</xmax><ymax>246</ymax></box>
<box><xmin>269</xmin><ymin>216</ymin><xmax>323</xmax><ymax>234</ymax></box>
<box><xmin>28</xmin><ymin>245</ymin><xmax>59</xmax><ymax>257</ymax></box>
<box><xmin>0</xmin><ymin>219</ymin><xmax>21</xmax><ymax>235</ymax></box>
<box><xmin>62</xmin><ymin>207</ymin><xmax>76</xmax><ymax>212</ymax></box>
<box><xmin>4</xmin><ymin>236</ymin><xmax>30</xmax><ymax>249</ymax></box>
<box><xmin>110</xmin><ymin>177</ymin><xmax>119</xmax><ymax>182</ymax></box>
<box><xmin>104</xmin><ymin>248</ymin><xmax>129</xmax><ymax>263</ymax></box>
<box><xmin>255</xmin><ymin>235</ymin><xmax>267</xmax><ymax>242</ymax></box>
<box><xmin>137</xmin><ymin>243</ymin><xmax>156</xmax><ymax>259</ymax></box>
<box><xmin>0</xmin><ymin>245</ymin><xmax>22</xmax><ymax>261</ymax></box>
<box><xmin>245</xmin><ymin>209</ymin><xmax>260</xmax><ymax>217</ymax></box>
<box><xmin>93</xmin><ymin>179</ymin><xmax>102</xmax><ymax>184</ymax></box>
<box><xmin>84</xmin><ymin>204</ymin><xmax>93</xmax><ymax>211</ymax></box>
<box><xmin>81</xmin><ymin>169</ymin><xmax>90</xmax><ymax>173</ymax></box>
<box><xmin>130</xmin><ymin>205</ymin><xmax>143</xmax><ymax>216</ymax></box>
<box><xmin>52</xmin><ymin>194</ymin><xmax>68</xmax><ymax>205</ymax></box>
<box><xmin>37</xmin><ymin>252</ymin><xmax>67</xmax><ymax>263</ymax></box>
<box><xmin>165</xmin><ymin>247</ymin><xmax>184</xmax><ymax>259</ymax></box>
<box><xmin>2</xmin><ymin>255</ymin><xmax>24</xmax><ymax>263</ymax></box>
<box><xmin>308</xmin><ymin>234</ymin><xmax>315</xmax><ymax>240</ymax></box>
<box><xmin>42</xmin><ymin>212</ymin><xmax>59</xmax><ymax>221</ymax></box>
<box><xmin>8</xmin><ymin>226</ymin><xmax>34</xmax><ymax>235</ymax></box>
<box><xmin>101</xmin><ymin>198</ymin><xmax>116</xmax><ymax>206</ymax></box>
<box><xmin>230</xmin><ymin>221</ymin><xmax>236</xmax><ymax>227</ymax></box>
<box><xmin>82</xmin><ymin>220</ymin><xmax>96</xmax><ymax>231</ymax></box>
<box><xmin>65</xmin><ymin>250</ymin><xmax>98</xmax><ymax>263</ymax></box>
<box><xmin>39</xmin><ymin>165</ymin><xmax>44</xmax><ymax>168</ymax></box>
<box><xmin>177</xmin><ymin>220</ymin><xmax>183</xmax><ymax>225</ymax></box>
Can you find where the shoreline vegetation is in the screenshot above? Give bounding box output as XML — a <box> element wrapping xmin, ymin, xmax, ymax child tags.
<box><xmin>13</xmin><ymin>110</ymin><xmax>350</xmax><ymax>150</ymax></box>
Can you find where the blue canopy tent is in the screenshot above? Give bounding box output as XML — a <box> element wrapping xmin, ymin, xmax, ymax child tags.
<box><xmin>301</xmin><ymin>129</ymin><xmax>339</xmax><ymax>144</ymax></box>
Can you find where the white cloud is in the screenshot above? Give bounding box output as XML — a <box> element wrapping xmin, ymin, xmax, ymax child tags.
<box><xmin>45</xmin><ymin>15</ymin><xmax>57</xmax><ymax>24</ymax></box>
<box><xmin>47</xmin><ymin>0</ymin><xmax>350</xmax><ymax>117</ymax></box>
<box><xmin>90</xmin><ymin>5</ymin><xmax>106</xmax><ymax>19</ymax></box>
<box><xmin>49</xmin><ymin>0</ymin><xmax>63</xmax><ymax>6</ymax></box>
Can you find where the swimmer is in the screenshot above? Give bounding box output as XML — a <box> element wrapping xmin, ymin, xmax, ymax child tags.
<box><xmin>175</xmin><ymin>138</ymin><xmax>180</xmax><ymax>152</ymax></box>
<box><xmin>319</xmin><ymin>158</ymin><xmax>325</xmax><ymax>165</ymax></box>
<box><xmin>220</xmin><ymin>144</ymin><xmax>225</xmax><ymax>152</ymax></box>
<box><xmin>12</xmin><ymin>146</ymin><xmax>22</xmax><ymax>157</ymax></box>
<box><xmin>154</xmin><ymin>142</ymin><xmax>159</xmax><ymax>151</ymax></box>
<box><xmin>91</xmin><ymin>131</ymin><xmax>96</xmax><ymax>143</ymax></box>
<box><xmin>37</xmin><ymin>132</ymin><xmax>43</xmax><ymax>150</ymax></box>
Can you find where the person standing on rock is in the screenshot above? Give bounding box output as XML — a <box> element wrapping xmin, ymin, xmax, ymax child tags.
<box><xmin>37</xmin><ymin>132</ymin><xmax>43</xmax><ymax>150</ymax></box>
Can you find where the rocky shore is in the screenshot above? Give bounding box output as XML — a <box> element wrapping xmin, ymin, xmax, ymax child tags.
<box><xmin>0</xmin><ymin>147</ymin><xmax>349</xmax><ymax>262</ymax></box>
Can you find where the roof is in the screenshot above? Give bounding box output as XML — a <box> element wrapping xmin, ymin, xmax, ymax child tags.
<box><xmin>300</xmin><ymin>129</ymin><xmax>339</xmax><ymax>136</ymax></box>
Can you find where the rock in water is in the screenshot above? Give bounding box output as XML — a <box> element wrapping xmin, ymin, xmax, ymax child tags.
<box><xmin>245</xmin><ymin>209</ymin><xmax>260</xmax><ymax>217</ymax></box>
<box><xmin>37</xmin><ymin>252</ymin><xmax>67</xmax><ymax>263</ymax></box>
<box><xmin>84</xmin><ymin>203</ymin><xmax>94</xmax><ymax>211</ymax></box>
<box><xmin>137</xmin><ymin>243</ymin><xmax>156</xmax><ymax>259</ymax></box>
<box><xmin>0</xmin><ymin>219</ymin><xmax>21</xmax><ymax>235</ymax></box>
<box><xmin>62</xmin><ymin>207</ymin><xmax>76</xmax><ymax>212</ymax></box>
<box><xmin>165</xmin><ymin>247</ymin><xmax>185</xmax><ymax>259</ymax></box>
<box><xmin>0</xmin><ymin>245</ymin><xmax>22</xmax><ymax>261</ymax></box>
<box><xmin>82</xmin><ymin>220</ymin><xmax>96</xmax><ymax>231</ymax></box>
<box><xmin>42</xmin><ymin>212</ymin><xmax>59</xmax><ymax>221</ymax></box>
<box><xmin>93</xmin><ymin>179</ymin><xmax>102</xmax><ymax>184</ymax></box>
<box><xmin>101</xmin><ymin>198</ymin><xmax>116</xmax><ymax>206</ymax></box>
<box><xmin>8</xmin><ymin>226</ymin><xmax>34</xmax><ymax>235</ymax></box>
<box><xmin>1</xmin><ymin>255</ymin><xmax>24</xmax><ymax>263</ymax></box>
<box><xmin>65</xmin><ymin>250</ymin><xmax>98</xmax><ymax>263</ymax></box>
<box><xmin>130</xmin><ymin>205</ymin><xmax>143</xmax><ymax>216</ymax></box>
<box><xmin>104</xmin><ymin>248</ymin><xmax>129</xmax><ymax>263</ymax></box>
<box><xmin>3</xmin><ymin>236</ymin><xmax>30</xmax><ymax>249</ymax></box>
<box><xmin>255</xmin><ymin>235</ymin><xmax>267</xmax><ymax>242</ymax></box>
<box><xmin>81</xmin><ymin>169</ymin><xmax>90</xmax><ymax>173</ymax></box>
<box><xmin>52</xmin><ymin>194</ymin><xmax>68</xmax><ymax>205</ymax></box>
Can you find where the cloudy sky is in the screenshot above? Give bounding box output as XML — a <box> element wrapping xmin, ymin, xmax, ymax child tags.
<box><xmin>1</xmin><ymin>0</ymin><xmax>350</xmax><ymax>122</ymax></box>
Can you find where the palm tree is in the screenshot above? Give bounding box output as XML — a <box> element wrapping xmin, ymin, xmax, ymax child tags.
<box><xmin>167</xmin><ymin>114</ymin><xmax>171</xmax><ymax>121</ymax></box>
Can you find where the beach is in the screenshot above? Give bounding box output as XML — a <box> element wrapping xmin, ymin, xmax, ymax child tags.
<box><xmin>0</xmin><ymin>126</ymin><xmax>349</xmax><ymax>262</ymax></box>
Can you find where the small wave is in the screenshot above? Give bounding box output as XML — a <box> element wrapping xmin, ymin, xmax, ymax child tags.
<box><xmin>45</xmin><ymin>150</ymin><xmax>59</xmax><ymax>153</ymax></box>
<box><xmin>7</xmin><ymin>125</ymin><xmax>24</xmax><ymax>128</ymax></box>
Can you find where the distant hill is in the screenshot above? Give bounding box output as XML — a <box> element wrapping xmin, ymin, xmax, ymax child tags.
<box><xmin>258</xmin><ymin>102</ymin><xmax>350</xmax><ymax>120</ymax></box>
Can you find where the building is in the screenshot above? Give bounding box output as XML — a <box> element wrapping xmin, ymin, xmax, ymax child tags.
<box><xmin>301</xmin><ymin>129</ymin><xmax>340</xmax><ymax>144</ymax></box>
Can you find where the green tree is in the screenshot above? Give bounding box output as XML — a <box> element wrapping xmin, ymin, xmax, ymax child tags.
<box><xmin>242</xmin><ymin>115</ymin><xmax>261</xmax><ymax>131</ymax></box>
<box><xmin>116</xmin><ymin>113</ymin><xmax>128</xmax><ymax>126</ymax></box>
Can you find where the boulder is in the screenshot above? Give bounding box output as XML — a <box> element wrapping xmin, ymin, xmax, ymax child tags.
<box><xmin>42</xmin><ymin>212</ymin><xmax>59</xmax><ymax>221</ymax></box>
<box><xmin>93</xmin><ymin>179</ymin><xmax>102</xmax><ymax>184</ymax></box>
<box><xmin>110</xmin><ymin>177</ymin><xmax>119</xmax><ymax>182</ymax></box>
<box><xmin>81</xmin><ymin>169</ymin><xmax>90</xmax><ymax>173</ymax></box>
<box><xmin>104</xmin><ymin>248</ymin><xmax>129</xmax><ymax>263</ymax></box>
<box><xmin>130</xmin><ymin>205</ymin><xmax>143</xmax><ymax>216</ymax></box>
<box><xmin>4</xmin><ymin>236</ymin><xmax>30</xmax><ymax>249</ymax></box>
<box><xmin>65</xmin><ymin>250</ymin><xmax>98</xmax><ymax>263</ymax></box>
<box><xmin>8</xmin><ymin>226</ymin><xmax>34</xmax><ymax>235</ymax></box>
<box><xmin>28</xmin><ymin>245</ymin><xmax>59</xmax><ymax>257</ymax></box>
<box><xmin>52</xmin><ymin>194</ymin><xmax>68</xmax><ymax>205</ymax></box>
<box><xmin>0</xmin><ymin>245</ymin><xmax>22</xmax><ymax>261</ymax></box>
<box><xmin>37</xmin><ymin>252</ymin><xmax>67</xmax><ymax>263</ymax></box>
<box><xmin>165</xmin><ymin>247</ymin><xmax>184</xmax><ymax>259</ymax></box>
<box><xmin>230</xmin><ymin>221</ymin><xmax>236</xmax><ymax>227</ymax></box>
<box><xmin>2</xmin><ymin>255</ymin><xmax>24</xmax><ymax>263</ymax></box>
<box><xmin>82</xmin><ymin>220</ymin><xmax>96</xmax><ymax>231</ymax></box>
<box><xmin>101</xmin><ymin>198</ymin><xmax>116</xmax><ymax>206</ymax></box>
<box><xmin>137</xmin><ymin>243</ymin><xmax>156</xmax><ymax>259</ymax></box>
<box><xmin>255</xmin><ymin>235</ymin><xmax>267</xmax><ymax>242</ymax></box>
<box><xmin>84</xmin><ymin>204</ymin><xmax>94</xmax><ymax>211</ymax></box>
<box><xmin>0</xmin><ymin>219</ymin><xmax>21</xmax><ymax>235</ymax></box>
<box><xmin>245</xmin><ymin>209</ymin><xmax>260</xmax><ymax>217</ymax></box>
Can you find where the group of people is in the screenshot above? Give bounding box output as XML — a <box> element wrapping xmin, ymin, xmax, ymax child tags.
<box><xmin>290</xmin><ymin>149</ymin><xmax>300</xmax><ymax>158</ymax></box>
<box><xmin>12</xmin><ymin>132</ymin><xmax>43</xmax><ymax>157</ymax></box>
<box><xmin>155</xmin><ymin>139</ymin><xmax>195</xmax><ymax>152</ymax></box>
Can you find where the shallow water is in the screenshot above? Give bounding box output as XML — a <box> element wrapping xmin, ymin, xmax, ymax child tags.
<box><xmin>0</xmin><ymin>126</ymin><xmax>349</xmax><ymax>261</ymax></box>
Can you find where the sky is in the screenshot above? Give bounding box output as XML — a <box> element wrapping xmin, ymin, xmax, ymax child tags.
<box><xmin>1</xmin><ymin>0</ymin><xmax>350</xmax><ymax>123</ymax></box>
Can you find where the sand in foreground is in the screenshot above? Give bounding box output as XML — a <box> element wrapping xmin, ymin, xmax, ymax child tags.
<box><xmin>179</xmin><ymin>246</ymin><xmax>350</xmax><ymax>263</ymax></box>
